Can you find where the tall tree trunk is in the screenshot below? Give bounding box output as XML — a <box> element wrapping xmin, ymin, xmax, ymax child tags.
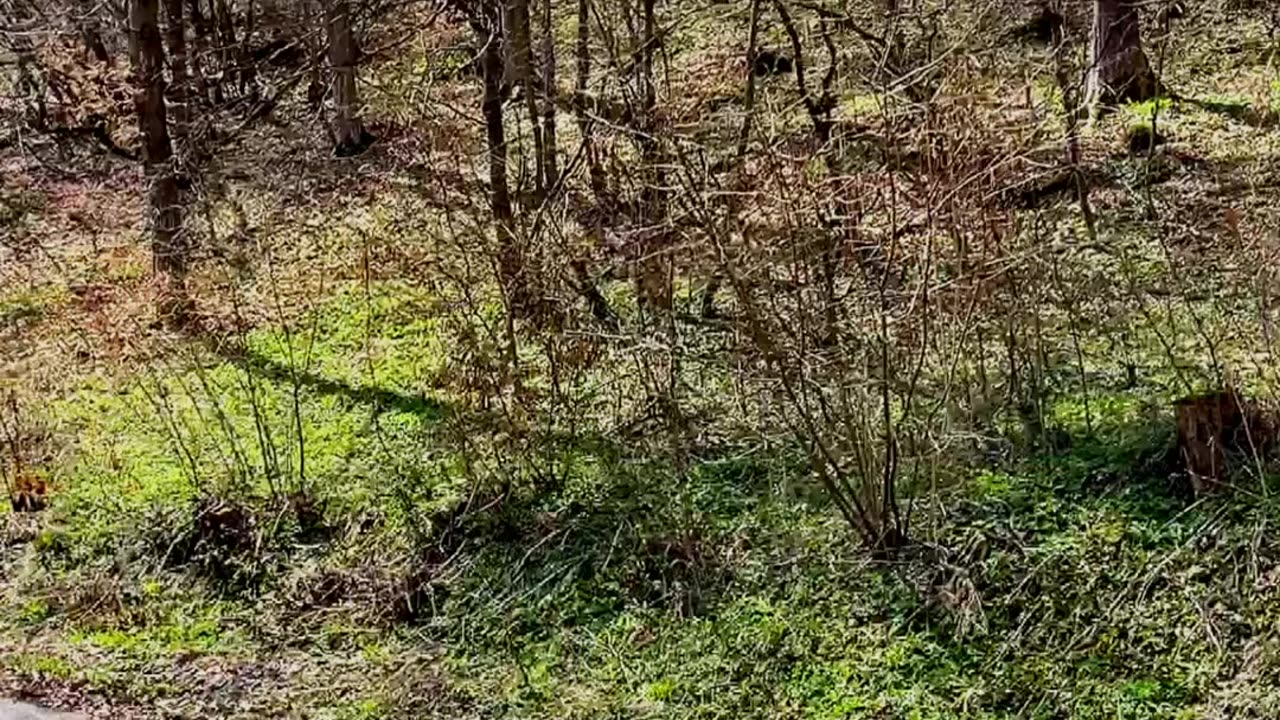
<box><xmin>187</xmin><ymin>0</ymin><xmax>211</xmax><ymax>104</ymax></box>
<box><xmin>510</xmin><ymin>0</ymin><xmax>545</xmax><ymax>200</ymax></box>
<box><xmin>478</xmin><ymin>13</ymin><xmax>528</xmax><ymax>311</ymax></box>
<box><xmin>540</xmin><ymin>0</ymin><xmax>559</xmax><ymax>192</ymax></box>
<box><xmin>304</xmin><ymin>0</ymin><xmax>325</xmax><ymax>107</ymax></box>
<box><xmin>241</xmin><ymin>0</ymin><xmax>257</xmax><ymax>95</ymax></box>
<box><xmin>130</xmin><ymin>0</ymin><xmax>188</xmax><ymax>289</ymax></box>
<box><xmin>734</xmin><ymin>0</ymin><xmax>762</xmax><ymax>163</ymax></box>
<box><xmin>1087</xmin><ymin>0</ymin><xmax>1157</xmax><ymax>109</ymax></box>
<box><xmin>635</xmin><ymin>0</ymin><xmax>671</xmax><ymax>311</ymax></box>
<box><xmin>327</xmin><ymin>0</ymin><xmax>367</xmax><ymax>155</ymax></box>
<box><xmin>213</xmin><ymin>0</ymin><xmax>236</xmax><ymax>103</ymax></box>
<box><xmin>77</xmin><ymin>0</ymin><xmax>112</xmax><ymax>62</ymax></box>
<box><xmin>575</xmin><ymin>0</ymin><xmax>607</xmax><ymax>202</ymax></box>
<box><xmin>163</xmin><ymin>0</ymin><xmax>189</xmax><ymax>149</ymax></box>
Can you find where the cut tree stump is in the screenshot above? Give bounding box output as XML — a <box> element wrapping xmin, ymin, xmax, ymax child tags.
<box><xmin>1174</xmin><ymin>390</ymin><xmax>1272</xmax><ymax>494</ymax></box>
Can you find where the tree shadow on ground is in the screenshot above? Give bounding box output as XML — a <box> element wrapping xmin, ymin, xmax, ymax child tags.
<box><xmin>397</xmin><ymin>431</ymin><xmax>796</xmax><ymax>635</ymax></box>
<box><xmin>220</xmin><ymin>343</ymin><xmax>448</xmax><ymax>421</ymax></box>
<box><xmin>1180</xmin><ymin>95</ymin><xmax>1279</xmax><ymax>128</ymax></box>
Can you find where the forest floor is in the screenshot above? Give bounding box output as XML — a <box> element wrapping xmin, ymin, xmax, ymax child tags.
<box><xmin>6</xmin><ymin>2</ymin><xmax>1280</xmax><ymax>719</ymax></box>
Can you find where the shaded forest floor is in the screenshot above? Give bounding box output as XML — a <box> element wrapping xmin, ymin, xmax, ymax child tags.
<box><xmin>7</xmin><ymin>2</ymin><xmax>1280</xmax><ymax>718</ymax></box>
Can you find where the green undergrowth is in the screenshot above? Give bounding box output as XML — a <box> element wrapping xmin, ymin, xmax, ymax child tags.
<box><xmin>9</xmin><ymin>261</ymin><xmax>1280</xmax><ymax>718</ymax></box>
<box><xmin>37</xmin><ymin>281</ymin><xmax>450</xmax><ymax>551</ymax></box>
<box><xmin>0</xmin><ymin>282</ymin><xmax>66</xmax><ymax>328</ymax></box>
<box><xmin>421</xmin><ymin>390</ymin><xmax>1280</xmax><ymax>719</ymax></box>
<box><xmin>8</xmin><ymin>301</ymin><xmax>1280</xmax><ymax>718</ymax></box>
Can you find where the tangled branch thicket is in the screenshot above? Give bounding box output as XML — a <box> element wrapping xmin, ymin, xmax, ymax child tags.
<box><xmin>0</xmin><ymin>0</ymin><xmax>1259</xmax><ymax>546</ymax></box>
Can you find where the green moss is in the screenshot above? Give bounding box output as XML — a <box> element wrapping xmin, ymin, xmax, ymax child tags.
<box><xmin>334</xmin><ymin>697</ymin><xmax>388</xmax><ymax>720</ymax></box>
<box><xmin>1124</xmin><ymin>97</ymin><xmax>1177</xmax><ymax>123</ymax></box>
<box><xmin>74</xmin><ymin>601</ymin><xmax>236</xmax><ymax>659</ymax></box>
<box><xmin>17</xmin><ymin>599</ymin><xmax>51</xmax><ymax>625</ymax></box>
<box><xmin>0</xmin><ymin>284</ymin><xmax>66</xmax><ymax>326</ymax></box>
<box><xmin>6</xmin><ymin>653</ymin><xmax>75</xmax><ymax>680</ymax></box>
<box><xmin>837</xmin><ymin>93</ymin><xmax>885</xmax><ymax>120</ymax></box>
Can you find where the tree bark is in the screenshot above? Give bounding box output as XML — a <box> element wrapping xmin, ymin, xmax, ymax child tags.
<box><xmin>77</xmin><ymin>0</ymin><xmax>112</xmax><ymax>62</ymax></box>
<box><xmin>212</xmin><ymin>0</ymin><xmax>236</xmax><ymax>103</ymax></box>
<box><xmin>575</xmin><ymin>0</ymin><xmax>607</xmax><ymax>202</ymax></box>
<box><xmin>163</xmin><ymin>0</ymin><xmax>189</xmax><ymax>148</ymax></box>
<box><xmin>130</xmin><ymin>0</ymin><xmax>188</xmax><ymax>282</ymax></box>
<box><xmin>304</xmin><ymin>0</ymin><xmax>325</xmax><ymax>107</ymax></box>
<box><xmin>540</xmin><ymin>0</ymin><xmax>559</xmax><ymax>192</ymax></box>
<box><xmin>327</xmin><ymin>0</ymin><xmax>367</xmax><ymax>154</ymax></box>
<box><xmin>635</xmin><ymin>0</ymin><xmax>671</xmax><ymax>311</ymax></box>
<box><xmin>509</xmin><ymin>0</ymin><xmax>546</xmax><ymax>200</ymax></box>
<box><xmin>187</xmin><ymin>0</ymin><xmax>211</xmax><ymax>104</ymax></box>
<box><xmin>478</xmin><ymin>12</ymin><xmax>527</xmax><ymax>310</ymax></box>
<box><xmin>1087</xmin><ymin>0</ymin><xmax>1157</xmax><ymax>109</ymax></box>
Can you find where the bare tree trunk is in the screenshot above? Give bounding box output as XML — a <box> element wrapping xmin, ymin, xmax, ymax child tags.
<box><xmin>635</xmin><ymin>0</ymin><xmax>671</xmax><ymax>311</ymax></box>
<box><xmin>575</xmin><ymin>0</ymin><xmax>607</xmax><ymax>202</ymax></box>
<box><xmin>540</xmin><ymin>0</ymin><xmax>558</xmax><ymax>192</ymax></box>
<box><xmin>510</xmin><ymin>0</ymin><xmax>546</xmax><ymax>200</ymax></box>
<box><xmin>9</xmin><ymin>12</ymin><xmax>46</xmax><ymax>131</ymax></box>
<box><xmin>130</xmin><ymin>0</ymin><xmax>188</xmax><ymax>290</ymax></box>
<box><xmin>163</xmin><ymin>0</ymin><xmax>189</xmax><ymax>149</ymax></box>
<box><xmin>187</xmin><ymin>0</ymin><xmax>211</xmax><ymax>104</ymax></box>
<box><xmin>1087</xmin><ymin>0</ymin><xmax>1157</xmax><ymax>109</ymax></box>
<box><xmin>213</xmin><ymin>0</ymin><xmax>236</xmax><ymax>103</ymax></box>
<box><xmin>734</xmin><ymin>0</ymin><xmax>762</xmax><ymax>163</ymax></box>
<box><xmin>478</xmin><ymin>13</ymin><xmax>527</xmax><ymax>310</ymax></box>
<box><xmin>77</xmin><ymin>0</ymin><xmax>112</xmax><ymax>62</ymax></box>
<box><xmin>241</xmin><ymin>0</ymin><xmax>257</xmax><ymax>95</ymax></box>
<box><xmin>327</xmin><ymin>0</ymin><xmax>367</xmax><ymax>155</ymax></box>
<box><xmin>304</xmin><ymin>0</ymin><xmax>325</xmax><ymax>107</ymax></box>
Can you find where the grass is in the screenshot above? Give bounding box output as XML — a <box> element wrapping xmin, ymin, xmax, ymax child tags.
<box><xmin>21</xmin><ymin>324</ymin><xmax>1260</xmax><ymax>718</ymax></box>
<box><xmin>412</xmin><ymin>440</ymin><xmax>1270</xmax><ymax>719</ymax></box>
